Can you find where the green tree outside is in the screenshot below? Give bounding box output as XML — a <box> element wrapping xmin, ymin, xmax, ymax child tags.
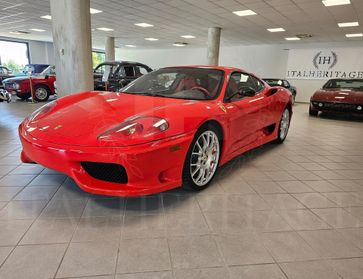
<box><xmin>3</xmin><ymin>59</ymin><xmax>24</xmax><ymax>74</ymax></box>
<box><xmin>92</xmin><ymin>52</ymin><xmax>105</xmax><ymax>68</ymax></box>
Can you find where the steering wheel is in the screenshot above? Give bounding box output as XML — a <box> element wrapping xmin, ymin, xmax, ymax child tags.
<box><xmin>190</xmin><ymin>86</ymin><xmax>210</xmax><ymax>97</ymax></box>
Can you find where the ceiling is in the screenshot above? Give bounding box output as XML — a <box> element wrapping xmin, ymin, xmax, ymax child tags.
<box><xmin>0</xmin><ymin>0</ymin><xmax>362</xmax><ymax>49</ymax></box>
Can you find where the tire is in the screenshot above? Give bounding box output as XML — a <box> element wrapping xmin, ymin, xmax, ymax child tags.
<box><xmin>275</xmin><ymin>108</ymin><xmax>290</xmax><ymax>144</ymax></box>
<box><xmin>33</xmin><ymin>85</ymin><xmax>50</xmax><ymax>102</ymax></box>
<box><xmin>309</xmin><ymin>105</ymin><xmax>318</xmax><ymax>116</ymax></box>
<box><xmin>182</xmin><ymin>125</ymin><xmax>221</xmax><ymax>191</ymax></box>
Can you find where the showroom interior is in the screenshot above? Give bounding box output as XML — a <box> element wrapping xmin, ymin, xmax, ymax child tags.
<box><xmin>1</xmin><ymin>0</ymin><xmax>363</xmax><ymax>278</ymax></box>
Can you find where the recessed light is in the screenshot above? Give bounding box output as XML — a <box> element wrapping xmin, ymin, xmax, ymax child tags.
<box><xmin>97</xmin><ymin>27</ymin><xmax>114</xmax><ymax>32</ymax></box>
<box><xmin>145</xmin><ymin>38</ymin><xmax>159</xmax><ymax>41</ymax></box>
<box><xmin>125</xmin><ymin>45</ymin><xmax>136</xmax><ymax>48</ymax></box>
<box><xmin>338</xmin><ymin>21</ymin><xmax>359</xmax><ymax>27</ymax></box>
<box><xmin>232</xmin><ymin>10</ymin><xmax>257</xmax><ymax>16</ymax></box>
<box><xmin>181</xmin><ymin>35</ymin><xmax>196</xmax><ymax>39</ymax></box>
<box><xmin>346</xmin><ymin>33</ymin><xmax>363</xmax><ymax>38</ymax></box>
<box><xmin>41</xmin><ymin>15</ymin><xmax>52</xmax><ymax>20</ymax></box>
<box><xmin>267</xmin><ymin>28</ymin><xmax>285</xmax><ymax>32</ymax></box>
<box><xmin>9</xmin><ymin>31</ymin><xmax>22</xmax><ymax>35</ymax></box>
<box><xmin>135</xmin><ymin>23</ymin><xmax>153</xmax><ymax>28</ymax></box>
<box><xmin>173</xmin><ymin>42</ymin><xmax>188</xmax><ymax>47</ymax></box>
<box><xmin>322</xmin><ymin>0</ymin><xmax>350</xmax><ymax>7</ymax></box>
<box><xmin>285</xmin><ymin>37</ymin><xmax>301</xmax><ymax>41</ymax></box>
<box><xmin>30</xmin><ymin>28</ymin><xmax>45</xmax><ymax>32</ymax></box>
<box><xmin>90</xmin><ymin>8</ymin><xmax>102</xmax><ymax>14</ymax></box>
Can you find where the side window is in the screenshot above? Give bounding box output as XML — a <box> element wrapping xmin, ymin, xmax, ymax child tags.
<box><xmin>0</xmin><ymin>67</ymin><xmax>4</xmax><ymax>74</ymax></box>
<box><xmin>135</xmin><ymin>65</ymin><xmax>149</xmax><ymax>77</ymax></box>
<box><xmin>123</xmin><ymin>65</ymin><xmax>134</xmax><ymax>77</ymax></box>
<box><xmin>283</xmin><ymin>80</ymin><xmax>290</xmax><ymax>88</ymax></box>
<box><xmin>225</xmin><ymin>72</ymin><xmax>250</xmax><ymax>102</ymax></box>
<box><xmin>94</xmin><ymin>64</ymin><xmax>105</xmax><ymax>74</ymax></box>
<box><xmin>248</xmin><ymin>76</ymin><xmax>264</xmax><ymax>93</ymax></box>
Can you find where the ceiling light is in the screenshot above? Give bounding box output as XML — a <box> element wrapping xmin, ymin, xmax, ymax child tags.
<box><xmin>338</xmin><ymin>21</ymin><xmax>359</xmax><ymax>27</ymax></box>
<box><xmin>285</xmin><ymin>37</ymin><xmax>301</xmax><ymax>41</ymax></box>
<box><xmin>97</xmin><ymin>27</ymin><xmax>113</xmax><ymax>32</ymax></box>
<box><xmin>135</xmin><ymin>23</ymin><xmax>153</xmax><ymax>27</ymax></box>
<box><xmin>346</xmin><ymin>33</ymin><xmax>363</xmax><ymax>37</ymax></box>
<box><xmin>90</xmin><ymin>8</ymin><xmax>102</xmax><ymax>14</ymax></box>
<box><xmin>322</xmin><ymin>0</ymin><xmax>350</xmax><ymax>7</ymax></box>
<box><xmin>9</xmin><ymin>31</ymin><xmax>22</xmax><ymax>35</ymax></box>
<box><xmin>173</xmin><ymin>42</ymin><xmax>188</xmax><ymax>47</ymax></box>
<box><xmin>30</xmin><ymin>28</ymin><xmax>45</xmax><ymax>32</ymax></box>
<box><xmin>125</xmin><ymin>45</ymin><xmax>136</xmax><ymax>48</ymax></box>
<box><xmin>145</xmin><ymin>38</ymin><xmax>159</xmax><ymax>41</ymax></box>
<box><xmin>232</xmin><ymin>10</ymin><xmax>256</xmax><ymax>16</ymax></box>
<box><xmin>41</xmin><ymin>15</ymin><xmax>52</xmax><ymax>20</ymax></box>
<box><xmin>181</xmin><ymin>35</ymin><xmax>196</xmax><ymax>39</ymax></box>
<box><xmin>267</xmin><ymin>28</ymin><xmax>285</xmax><ymax>32</ymax></box>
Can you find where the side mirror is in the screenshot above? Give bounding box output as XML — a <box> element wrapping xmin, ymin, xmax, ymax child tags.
<box><xmin>44</xmin><ymin>75</ymin><xmax>49</xmax><ymax>79</ymax></box>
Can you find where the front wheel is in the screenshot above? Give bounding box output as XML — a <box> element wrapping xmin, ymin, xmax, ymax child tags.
<box><xmin>309</xmin><ymin>105</ymin><xmax>318</xmax><ymax>116</ymax></box>
<box><xmin>34</xmin><ymin>85</ymin><xmax>50</xmax><ymax>102</ymax></box>
<box><xmin>182</xmin><ymin>126</ymin><xmax>221</xmax><ymax>191</ymax></box>
<box><xmin>275</xmin><ymin>108</ymin><xmax>290</xmax><ymax>143</ymax></box>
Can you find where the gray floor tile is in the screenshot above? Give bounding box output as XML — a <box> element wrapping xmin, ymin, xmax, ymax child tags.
<box><xmin>0</xmin><ymin>244</ymin><xmax>67</xmax><ymax>279</ymax></box>
<box><xmin>292</xmin><ymin>193</ymin><xmax>339</xmax><ymax>208</ymax></box>
<box><xmin>28</xmin><ymin>174</ymin><xmax>66</xmax><ymax>186</ymax></box>
<box><xmin>0</xmin><ymin>219</ymin><xmax>32</xmax><ymax>245</ymax></box>
<box><xmin>277</xmin><ymin>209</ymin><xmax>331</xmax><ymax>230</ymax></box>
<box><xmin>13</xmin><ymin>186</ymin><xmax>58</xmax><ymax>201</ymax></box>
<box><xmin>125</xmin><ymin>196</ymin><xmax>163</xmax><ymax>215</ymax></box>
<box><xmin>169</xmin><ymin>235</ymin><xmax>223</xmax><ymax>269</ymax></box>
<box><xmin>40</xmin><ymin>198</ymin><xmax>87</xmax><ymax>219</ymax></box>
<box><xmin>0</xmin><ymin>187</ymin><xmax>23</xmax><ymax>202</ymax></box>
<box><xmin>277</xmin><ymin>180</ymin><xmax>315</xmax><ymax>193</ymax></box>
<box><xmin>9</xmin><ymin>165</ymin><xmax>44</xmax><ymax>175</ymax></box>
<box><xmin>280</xmin><ymin>260</ymin><xmax>341</xmax><ymax>279</ymax></box>
<box><xmin>0</xmin><ymin>175</ymin><xmax>36</xmax><ymax>187</ymax></box>
<box><xmin>82</xmin><ymin>198</ymin><xmax>125</xmax><ymax>217</ymax></box>
<box><xmin>116</xmin><ymin>271</ymin><xmax>173</xmax><ymax>279</ymax></box>
<box><xmin>56</xmin><ymin>242</ymin><xmax>118</xmax><ymax>278</ymax></box>
<box><xmin>329</xmin><ymin>258</ymin><xmax>363</xmax><ymax>279</ymax></box>
<box><xmin>165</xmin><ymin>212</ymin><xmax>210</xmax><ymax>236</ymax></box>
<box><xmin>262</xmin><ymin>231</ymin><xmax>321</xmax><ymax>262</ymax></box>
<box><xmin>122</xmin><ymin>214</ymin><xmax>166</xmax><ymax>239</ymax></box>
<box><xmin>261</xmin><ymin>194</ymin><xmax>305</xmax><ymax>210</ymax></box>
<box><xmin>312</xmin><ymin>208</ymin><xmax>362</xmax><ymax>228</ymax></box>
<box><xmin>337</xmin><ymin>228</ymin><xmax>363</xmax><ymax>250</ymax></box>
<box><xmin>248</xmin><ymin>181</ymin><xmax>286</xmax><ymax>194</ymax></box>
<box><xmin>229</xmin><ymin>264</ymin><xmax>287</xmax><ymax>279</ymax></box>
<box><xmin>20</xmin><ymin>218</ymin><xmax>78</xmax><ymax>244</ymax></box>
<box><xmin>117</xmin><ymin>238</ymin><xmax>171</xmax><ymax>274</ymax></box>
<box><xmin>0</xmin><ymin>246</ymin><xmax>13</xmax><ymax>266</ymax></box>
<box><xmin>174</xmin><ymin>267</ymin><xmax>229</xmax><ymax>279</ymax></box>
<box><xmin>298</xmin><ymin>229</ymin><xmax>363</xmax><ymax>258</ymax></box>
<box><xmin>72</xmin><ymin>216</ymin><xmax>122</xmax><ymax>243</ymax></box>
<box><xmin>215</xmin><ymin>234</ymin><xmax>274</xmax><ymax>265</ymax></box>
<box><xmin>0</xmin><ymin>200</ymin><xmax>48</xmax><ymax>220</ymax></box>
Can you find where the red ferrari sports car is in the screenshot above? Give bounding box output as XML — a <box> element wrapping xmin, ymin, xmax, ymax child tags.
<box><xmin>19</xmin><ymin>66</ymin><xmax>293</xmax><ymax>196</ymax></box>
<box><xmin>310</xmin><ymin>79</ymin><xmax>363</xmax><ymax>116</ymax></box>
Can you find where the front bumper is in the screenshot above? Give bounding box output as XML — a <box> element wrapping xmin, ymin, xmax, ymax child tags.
<box><xmin>19</xmin><ymin>125</ymin><xmax>194</xmax><ymax>196</ymax></box>
<box><xmin>310</xmin><ymin>101</ymin><xmax>363</xmax><ymax>113</ymax></box>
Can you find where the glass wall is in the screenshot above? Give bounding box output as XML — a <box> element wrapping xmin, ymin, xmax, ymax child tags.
<box><xmin>0</xmin><ymin>40</ymin><xmax>29</xmax><ymax>74</ymax></box>
<box><xmin>92</xmin><ymin>51</ymin><xmax>105</xmax><ymax>68</ymax></box>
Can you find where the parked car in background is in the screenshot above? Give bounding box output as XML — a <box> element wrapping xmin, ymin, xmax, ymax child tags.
<box><xmin>19</xmin><ymin>66</ymin><xmax>292</xmax><ymax>196</ymax></box>
<box><xmin>0</xmin><ymin>66</ymin><xmax>14</xmax><ymax>88</ymax></box>
<box><xmin>94</xmin><ymin>61</ymin><xmax>152</xmax><ymax>92</ymax></box>
<box><xmin>3</xmin><ymin>65</ymin><xmax>56</xmax><ymax>102</ymax></box>
<box><xmin>309</xmin><ymin>79</ymin><xmax>363</xmax><ymax>116</ymax></box>
<box><xmin>263</xmin><ymin>78</ymin><xmax>297</xmax><ymax>104</ymax></box>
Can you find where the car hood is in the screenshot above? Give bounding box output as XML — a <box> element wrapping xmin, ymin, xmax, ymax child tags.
<box><xmin>3</xmin><ymin>76</ymin><xmax>46</xmax><ymax>83</ymax></box>
<box><xmin>312</xmin><ymin>89</ymin><xmax>363</xmax><ymax>104</ymax></box>
<box><xmin>23</xmin><ymin>91</ymin><xmax>211</xmax><ymax>146</ymax></box>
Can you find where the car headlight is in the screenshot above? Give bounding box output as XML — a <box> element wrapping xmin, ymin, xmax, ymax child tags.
<box><xmin>26</xmin><ymin>101</ymin><xmax>57</xmax><ymax>123</ymax></box>
<box><xmin>98</xmin><ymin>116</ymin><xmax>169</xmax><ymax>141</ymax></box>
<box><xmin>13</xmin><ymin>83</ymin><xmax>20</xmax><ymax>90</ymax></box>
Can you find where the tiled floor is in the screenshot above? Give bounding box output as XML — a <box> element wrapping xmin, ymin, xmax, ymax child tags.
<box><xmin>0</xmin><ymin>101</ymin><xmax>363</xmax><ymax>279</ymax></box>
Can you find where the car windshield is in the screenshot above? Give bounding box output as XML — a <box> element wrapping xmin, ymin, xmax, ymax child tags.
<box><xmin>323</xmin><ymin>79</ymin><xmax>363</xmax><ymax>90</ymax></box>
<box><xmin>40</xmin><ymin>66</ymin><xmax>56</xmax><ymax>76</ymax></box>
<box><xmin>23</xmin><ymin>64</ymin><xmax>49</xmax><ymax>75</ymax></box>
<box><xmin>122</xmin><ymin>67</ymin><xmax>224</xmax><ymax>100</ymax></box>
<box><xmin>264</xmin><ymin>79</ymin><xmax>283</xmax><ymax>86</ymax></box>
<box><xmin>94</xmin><ymin>64</ymin><xmax>119</xmax><ymax>76</ymax></box>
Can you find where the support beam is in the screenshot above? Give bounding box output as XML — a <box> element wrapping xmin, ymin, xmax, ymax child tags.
<box><xmin>50</xmin><ymin>0</ymin><xmax>93</xmax><ymax>96</ymax></box>
<box><xmin>207</xmin><ymin>27</ymin><xmax>221</xmax><ymax>66</ymax></box>
<box><xmin>105</xmin><ymin>37</ymin><xmax>115</xmax><ymax>61</ymax></box>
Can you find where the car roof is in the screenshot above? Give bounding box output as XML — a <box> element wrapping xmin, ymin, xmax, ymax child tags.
<box><xmin>163</xmin><ymin>65</ymin><xmax>247</xmax><ymax>73</ymax></box>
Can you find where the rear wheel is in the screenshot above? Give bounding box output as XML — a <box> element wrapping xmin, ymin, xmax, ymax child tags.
<box><xmin>275</xmin><ymin>108</ymin><xmax>290</xmax><ymax>143</ymax></box>
<box><xmin>182</xmin><ymin>126</ymin><xmax>221</xmax><ymax>191</ymax></box>
<box><xmin>34</xmin><ymin>85</ymin><xmax>50</xmax><ymax>102</ymax></box>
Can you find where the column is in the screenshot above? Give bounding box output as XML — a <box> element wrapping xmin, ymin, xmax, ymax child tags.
<box><xmin>50</xmin><ymin>0</ymin><xmax>94</xmax><ymax>96</ymax></box>
<box><xmin>105</xmin><ymin>37</ymin><xmax>115</xmax><ymax>61</ymax></box>
<box><xmin>207</xmin><ymin>27</ymin><xmax>221</xmax><ymax>66</ymax></box>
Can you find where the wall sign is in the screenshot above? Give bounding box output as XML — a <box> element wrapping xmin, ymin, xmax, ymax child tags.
<box><xmin>286</xmin><ymin>48</ymin><xmax>363</xmax><ymax>80</ymax></box>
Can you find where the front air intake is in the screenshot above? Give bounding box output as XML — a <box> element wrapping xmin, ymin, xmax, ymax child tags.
<box><xmin>81</xmin><ymin>162</ymin><xmax>128</xmax><ymax>184</ymax></box>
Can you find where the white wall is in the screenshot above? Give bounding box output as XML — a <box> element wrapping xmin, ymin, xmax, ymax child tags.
<box><xmin>28</xmin><ymin>41</ymin><xmax>55</xmax><ymax>64</ymax></box>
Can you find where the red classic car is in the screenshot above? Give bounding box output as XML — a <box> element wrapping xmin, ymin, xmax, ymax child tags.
<box><xmin>3</xmin><ymin>65</ymin><xmax>56</xmax><ymax>102</ymax></box>
<box><xmin>19</xmin><ymin>66</ymin><xmax>293</xmax><ymax>196</ymax></box>
<box><xmin>310</xmin><ymin>79</ymin><xmax>363</xmax><ymax>116</ymax></box>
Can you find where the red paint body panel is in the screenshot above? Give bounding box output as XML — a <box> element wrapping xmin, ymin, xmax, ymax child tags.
<box><xmin>19</xmin><ymin>66</ymin><xmax>292</xmax><ymax>196</ymax></box>
<box><xmin>311</xmin><ymin>89</ymin><xmax>363</xmax><ymax>104</ymax></box>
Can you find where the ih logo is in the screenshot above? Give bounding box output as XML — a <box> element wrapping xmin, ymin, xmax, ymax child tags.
<box><xmin>313</xmin><ymin>51</ymin><xmax>338</xmax><ymax>70</ymax></box>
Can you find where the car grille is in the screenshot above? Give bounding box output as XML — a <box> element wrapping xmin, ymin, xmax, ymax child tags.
<box><xmin>81</xmin><ymin>162</ymin><xmax>128</xmax><ymax>184</ymax></box>
<box><xmin>312</xmin><ymin>102</ymin><xmax>362</xmax><ymax>112</ymax></box>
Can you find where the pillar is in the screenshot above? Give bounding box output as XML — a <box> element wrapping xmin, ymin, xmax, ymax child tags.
<box><xmin>50</xmin><ymin>0</ymin><xmax>93</xmax><ymax>96</ymax></box>
<box><xmin>105</xmin><ymin>37</ymin><xmax>115</xmax><ymax>61</ymax></box>
<box><xmin>207</xmin><ymin>27</ymin><xmax>221</xmax><ymax>66</ymax></box>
